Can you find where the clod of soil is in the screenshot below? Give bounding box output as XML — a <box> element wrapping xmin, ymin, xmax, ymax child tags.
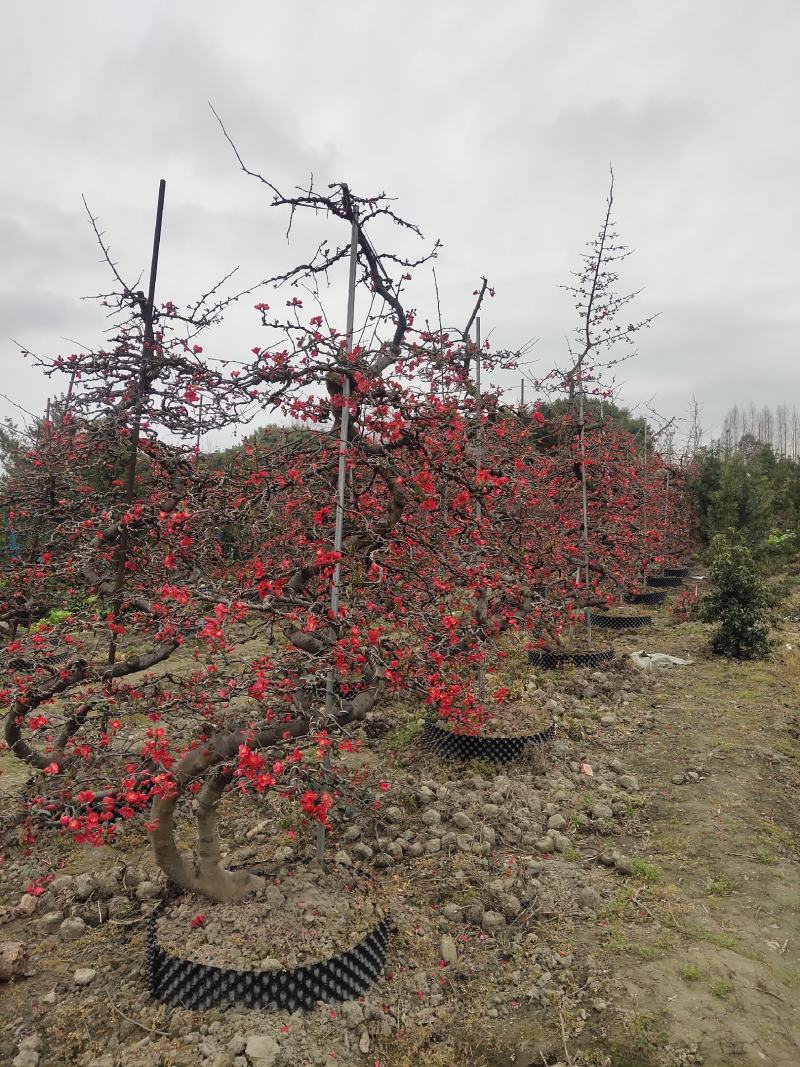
<box><xmin>155</xmin><ymin>865</ymin><xmax>385</xmax><ymax>970</ymax></box>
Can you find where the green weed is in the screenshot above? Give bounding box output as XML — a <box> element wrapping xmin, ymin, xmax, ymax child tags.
<box><xmin>711</xmin><ymin>978</ymin><xmax>734</xmax><ymax>998</ymax></box>
<box><xmin>628</xmin><ymin>858</ymin><xmax>661</xmax><ymax>883</ymax></box>
<box><xmin>703</xmin><ymin>875</ymin><xmax>734</xmax><ymax>896</ymax></box>
<box><xmin>627</xmin><ymin>1013</ymin><xmax>669</xmax><ymax>1055</ymax></box>
<box><xmin>754</xmin><ymin>848</ymin><xmax>779</xmax><ymax>865</ymax></box>
<box><xmin>693</xmin><ymin>928</ymin><xmax>737</xmax><ymax>950</ymax></box>
<box><xmin>385</xmin><ymin>719</ymin><xmax>423</xmax><ymax>749</ymax></box>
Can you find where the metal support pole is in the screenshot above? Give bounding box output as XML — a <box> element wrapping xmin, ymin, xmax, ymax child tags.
<box><xmin>109</xmin><ymin>179</ymin><xmax>166</xmax><ymax>666</ymax></box>
<box><xmin>579</xmin><ymin>387</ymin><xmax>592</xmax><ymax>645</ymax></box>
<box><xmin>316</xmin><ymin>193</ymin><xmax>359</xmax><ymax>863</ymax></box>
<box><xmin>475</xmin><ymin>317</ymin><xmax>482</xmax><ymax>524</ymax></box>
<box><xmin>642</xmin><ymin>422</ymin><xmax>649</xmax><ymax>580</ymax></box>
<box><xmin>475</xmin><ymin>318</ymin><xmax>486</xmax><ymax>703</ymax></box>
<box><xmin>195</xmin><ymin>394</ymin><xmax>203</xmax><ymax>466</ymax></box>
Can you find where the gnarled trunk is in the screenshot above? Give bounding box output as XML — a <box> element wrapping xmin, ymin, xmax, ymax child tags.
<box><xmin>148</xmin><ymin>677</ymin><xmax>382</xmax><ymax>901</ymax></box>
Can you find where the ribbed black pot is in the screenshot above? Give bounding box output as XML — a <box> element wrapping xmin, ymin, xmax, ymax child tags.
<box><xmin>646</xmin><ymin>575</ymin><xmax>684</xmax><ymax>588</ymax></box>
<box><xmin>590</xmin><ymin>614</ymin><xmax>653</xmax><ymax>631</ymax></box>
<box><xmin>146</xmin><ymin>902</ymin><xmax>392</xmax><ymax>1012</ymax></box>
<box><xmin>664</xmin><ymin>567</ymin><xmax>690</xmax><ymax>578</ymax></box>
<box><xmin>423</xmin><ymin>718</ymin><xmax>556</xmax><ymax>763</ymax></box>
<box><xmin>528</xmin><ymin>648</ymin><xmax>615</xmax><ymax>670</ymax></box>
<box><xmin>5</xmin><ymin>648</ymin><xmax>73</xmax><ymax>672</ymax></box>
<box><xmin>626</xmin><ymin>590</ymin><xmax>668</xmax><ymax>606</ymax></box>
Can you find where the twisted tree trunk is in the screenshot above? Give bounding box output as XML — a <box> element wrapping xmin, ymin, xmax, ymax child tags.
<box><xmin>148</xmin><ymin>677</ymin><xmax>382</xmax><ymax>900</ymax></box>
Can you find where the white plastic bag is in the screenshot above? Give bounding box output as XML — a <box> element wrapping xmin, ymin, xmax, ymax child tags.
<box><xmin>631</xmin><ymin>650</ymin><xmax>693</xmax><ymax>669</ymax></box>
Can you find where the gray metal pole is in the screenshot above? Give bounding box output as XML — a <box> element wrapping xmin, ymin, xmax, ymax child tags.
<box><xmin>316</xmin><ymin>194</ymin><xmax>359</xmax><ymax>864</ymax></box>
<box><xmin>579</xmin><ymin>387</ymin><xmax>592</xmax><ymax>644</ymax></box>
<box><xmin>475</xmin><ymin>318</ymin><xmax>486</xmax><ymax>702</ymax></box>
<box><xmin>195</xmin><ymin>393</ymin><xmax>203</xmax><ymax>466</ymax></box>
<box><xmin>110</xmin><ymin>179</ymin><xmax>166</xmax><ymax>667</ymax></box>
<box><xmin>642</xmin><ymin>422</ymin><xmax>649</xmax><ymax>579</ymax></box>
<box><xmin>475</xmin><ymin>317</ymin><xmax>482</xmax><ymax>523</ymax></box>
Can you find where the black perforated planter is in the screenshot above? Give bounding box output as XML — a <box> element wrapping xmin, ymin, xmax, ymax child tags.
<box><xmin>590</xmin><ymin>614</ymin><xmax>653</xmax><ymax>631</ymax></box>
<box><xmin>664</xmin><ymin>567</ymin><xmax>690</xmax><ymax>578</ymax></box>
<box><xmin>423</xmin><ymin>717</ymin><xmax>556</xmax><ymax>763</ymax></box>
<box><xmin>146</xmin><ymin>902</ymin><xmax>392</xmax><ymax>1012</ymax></box>
<box><xmin>5</xmin><ymin>648</ymin><xmax>73</xmax><ymax>673</ymax></box>
<box><xmin>626</xmin><ymin>590</ymin><xmax>667</xmax><ymax>606</ymax></box>
<box><xmin>527</xmin><ymin>648</ymin><xmax>615</xmax><ymax>671</ymax></box>
<box><xmin>646</xmin><ymin>575</ymin><xmax>684</xmax><ymax>588</ymax></box>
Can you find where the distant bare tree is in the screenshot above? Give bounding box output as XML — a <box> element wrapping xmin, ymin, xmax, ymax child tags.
<box><xmin>746</xmin><ymin>402</ymin><xmax>758</xmax><ymax>439</ymax></box>
<box><xmin>681</xmin><ymin>396</ymin><xmax>703</xmax><ymax>464</ymax></box>
<box><xmin>717</xmin><ymin>402</ymin><xmax>800</xmax><ymax>460</ymax></box>
<box><xmin>776</xmin><ymin>403</ymin><xmax>789</xmax><ymax>457</ymax></box>
<box><xmin>757</xmin><ymin>405</ymin><xmax>773</xmax><ymax>446</ymax></box>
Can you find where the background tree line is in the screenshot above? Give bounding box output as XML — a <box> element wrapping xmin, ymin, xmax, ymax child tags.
<box><xmin>689</xmin><ymin>403</ymin><xmax>800</xmax><ymax>558</ymax></box>
<box><xmin>719</xmin><ymin>402</ymin><xmax>800</xmax><ymax>459</ymax></box>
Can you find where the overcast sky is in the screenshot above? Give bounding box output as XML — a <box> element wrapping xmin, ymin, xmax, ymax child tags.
<box><xmin>2</xmin><ymin>1</ymin><xmax>798</xmax><ymax>448</ymax></box>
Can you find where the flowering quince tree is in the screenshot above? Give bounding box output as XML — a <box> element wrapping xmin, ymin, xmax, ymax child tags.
<box><xmin>346</xmin><ymin>287</ymin><xmax>547</xmax><ymax>733</ymax></box>
<box><xmin>398</xmin><ymin>398</ymin><xmax>561</xmax><ymax>730</ymax></box>
<box><xmin>0</xmin><ymin>193</ymin><xmax>290</xmax><ymax>870</ymax></box>
<box><xmin>397</xmin><ymin>394</ymin><xmax>688</xmax><ymax>732</ymax></box>
<box><xmin>521</xmin><ymin>413</ymin><xmax>687</xmax><ymax>611</ymax></box>
<box><xmin>0</xmin><ymin>164</ymin><xmax>506</xmax><ymax>900</ymax></box>
<box><xmin>514</xmin><ymin>174</ymin><xmax>692</xmax><ymax>640</ymax></box>
<box><xmin>395</xmin><ymin>182</ymin><xmax>690</xmax><ymax>733</ymax></box>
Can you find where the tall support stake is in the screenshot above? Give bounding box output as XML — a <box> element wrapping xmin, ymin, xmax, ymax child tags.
<box><xmin>579</xmin><ymin>386</ymin><xmax>592</xmax><ymax>645</ymax></box>
<box><xmin>475</xmin><ymin>318</ymin><xmax>486</xmax><ymax>703</ymax></box>
<box><xmin>642</xmin><ymin>421</ymin><xmax>649</xmax><ymax>581</ymax></box>
<box><xmin>475</xmin><ymin>317</ymin><xmax>482</xmax><ymax>523</ymax></box>
<box><xmin>195</xmin><ymin>394</ymin><xmax>203</xmax><ymax>466</ymax></box>
<box><xmin>109</xmin><ymin>179</ymin><xmax>166</xmax><ymax>666</ymax></box>
<box><xmin>316</xmin><ymin>191</ymin><xmax>359</xmax><ymax>863</ymax></box>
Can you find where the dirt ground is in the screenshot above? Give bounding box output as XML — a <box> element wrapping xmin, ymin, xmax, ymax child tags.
<box><xmin>494</xmin><ymin>614</ymin><xmax>800</xmax><ymax>1067</ymax></box>
<box><xmin>1</xmin><ymin>584</ymin><xmax>798</xmax><ymax>1067</ymax></box>
<box><xmin>571</xmin><ymin>618</ymin><xmax>800</xmax><ymax>1066</ymax></box>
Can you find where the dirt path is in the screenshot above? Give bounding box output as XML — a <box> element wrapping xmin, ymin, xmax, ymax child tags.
<box><xmin>467</xmin><ymin>608</ymin><xmax>800</xmax><ymax>1067</ymax></box>
<box><xmin>576</xmin><ymin>617</ymin><xmax>800</xmax><ymax>1065</ymax></box>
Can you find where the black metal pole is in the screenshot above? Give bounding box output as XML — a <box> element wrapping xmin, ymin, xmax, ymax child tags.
<box><xmin>109</xmin><ymin>180</ymin><xmax>166</xmax><ymax>665</ymax></box>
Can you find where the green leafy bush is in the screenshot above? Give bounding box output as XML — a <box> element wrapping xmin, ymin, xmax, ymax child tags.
<box><xmin>31</xmin><ymin>607</ymin><xmax>74</xmax><ymax>632</ymax></box>
<box><xmin>765</xmin><ymin>528</ymin><xmax>798</xmax><ymax>557</ymax></box>
<box><xmin>702</xmin><ymin>535</ymin><xmax>772</xmax><ymax>659</ymax></box>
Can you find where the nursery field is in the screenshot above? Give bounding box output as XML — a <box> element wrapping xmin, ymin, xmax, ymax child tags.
<box><xmin>7</xmin><ymin>3</ymin><xmax>800</xmax><ymax>1062</ymax></box>
<box><xmin>1</xmin><ymin>169</ymin><xmax>798</xmax><ymax>1067</ymax></box>
<box><xmin>1</xmin><ymin>582</ymin><xmax>798</xmax><ymax>1067</ymax></box>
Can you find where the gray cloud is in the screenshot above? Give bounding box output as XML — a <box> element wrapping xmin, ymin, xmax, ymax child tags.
<box><xmin>2</xmin><ymin>0</ymin><xmax>799</xmax><ymax>447</ymax></box>
<box><xmin>0</xmin><ymin>291</ymin><xmax>89</xmax><ymax>338</ymax></box>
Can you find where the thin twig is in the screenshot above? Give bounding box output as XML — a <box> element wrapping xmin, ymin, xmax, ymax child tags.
<box><xmin>558</xmin><ymin>1009</ymin><xmax>574</xmax><ymax>1066</ymax></box>
<box><xmin>746</xmin><ymin>984</ymin><xmax>786</xmax><ymax>1003</ymax></box>
<box><xmin>104</xmin><ymin>987</ymin><xmax>171</xmax><ymax>1037</ymax></box>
